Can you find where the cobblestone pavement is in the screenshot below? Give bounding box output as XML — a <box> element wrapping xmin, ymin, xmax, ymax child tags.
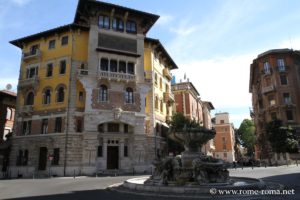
<box><xmin>0</xmin><ymin>165</ymin><xmax>299</xmax><ymax>200</ymax></box>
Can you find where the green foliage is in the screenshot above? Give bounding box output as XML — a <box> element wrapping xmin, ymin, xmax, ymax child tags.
<box><xmin>238</xmin><ymin>119</ymin><xmax>256</xmax><ymax>156</ymax></box>
<box><xmin>266</xmin><ymin>119</ymin><xmax>299</xmax><ymax>153</ymax></box>
<box><xmin>170</xmin><ymin>112</ymin><xmax>201</xmax><ymax>132</ymax></box>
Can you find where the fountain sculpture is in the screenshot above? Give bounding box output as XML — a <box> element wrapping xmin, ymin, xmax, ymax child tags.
<box><xmin>145</xmin><ymin>113</ymin><xmax>229</xmax><ymax>186</ymax></box>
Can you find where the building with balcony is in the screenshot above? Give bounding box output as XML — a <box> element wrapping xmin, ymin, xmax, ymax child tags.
<box><xmin>249</xmin><ymin>49</ymin><xmax>300</xmax><ymax>161</ymax></box>
<box><xmin>0</xmin><ymin>90</ymin><xmax>16</xmax><ymax>176</ymax></box>
<box><xmin>171</xmin><ymin>81</ymin><xmax>215</xmax><ymax>155</ymax></box>
<box><xmin>9</xmin><ymin>0</ymin><xmax>178</xmax><ymax>177</ymax></box>
<box><xmin>212</xmin><ymin>112</ymin><xmax>235</xmax><ymax>162</ymax></box>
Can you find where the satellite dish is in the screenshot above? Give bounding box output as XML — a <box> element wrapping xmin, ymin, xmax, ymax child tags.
<box><xmin>6</xmin><ymin>84</ymin><xmax>12</xmax><ymax>90</ymax></box>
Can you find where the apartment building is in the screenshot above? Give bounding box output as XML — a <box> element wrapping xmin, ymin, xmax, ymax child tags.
<box><xmin>249</xmin><ymin>49</ymin><xmax>300</xmax><ymax>160</ymax></box>
<box><xmin>171</xmin><ymin>81</ymin><xmax>215</xmax><ymax>155</ymax></box>
<box><xmin>213</xmin><ymin>113</ymin><xmax>235</xmax><ymax>162</ymax></box>
<box><xmin>0</xmin><ymin>90</ymin><xmax>16</xmax><ymax>175</ymax></box>
<box><xmin>9</xmin><ymin>0</ymin><xmax>177</xmax><ymax>177</ymax></box>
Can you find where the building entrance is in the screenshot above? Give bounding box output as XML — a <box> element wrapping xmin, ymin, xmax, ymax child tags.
<box><xmin>38</xmin><ymin>147</ymin><xmax>47</xmax><ymax>170</ymax></box>
<box><xmin>107</xmin><ymin>146</ymin><xmax>119</xmax><ymax>169</ymax></box>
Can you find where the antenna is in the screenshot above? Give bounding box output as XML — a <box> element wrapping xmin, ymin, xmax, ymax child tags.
<box><xmin>6</xmin><ymin>84</ymin><xmax>12</xmax><ymax>91</ymax></box>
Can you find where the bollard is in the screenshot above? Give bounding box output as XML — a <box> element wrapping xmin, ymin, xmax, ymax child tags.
<box><xmin>132</xmin><ymin>167</ymin><xmax>135</xmax><ymax>176</ymax></box>
<box><xmin>252</xmin><ymin>162</ymin><xmax>254</xmax><ymax>170</ymax></box>
<box><xmin>296</xmin><ymin>159</ymin><xmax>298</xmax><ymax>166</ymax></box>
<box><xmin>265</xmin><ymin>162</ymin><xmax>267</xmax><ymax>168</ymax></box>
<box><xmin>286</xmin><ymin>160</ymin><xmax>288</xmax><ymax>167</ymax></box>
<box><xmin>73</xmin><ymin>170</ymin><xmax>75</xmax><ymax>179</ymax></box>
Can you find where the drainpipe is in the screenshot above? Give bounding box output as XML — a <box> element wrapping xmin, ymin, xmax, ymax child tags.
<box><xmin>64</xmin><ymin>26</ymin><xmax>75</xmax><ymax>176</ymax></box>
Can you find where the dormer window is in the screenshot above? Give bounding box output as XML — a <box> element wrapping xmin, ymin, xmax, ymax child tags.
<box><xmin>112</xmin><ymin>17</ymin><xmax>124</xmax><ymax>31</ymax></box>
<box><xmin>99</xmin><ymin>15</ymin><xmax>110</xmax><ymax>29</ymax></box>
<box><xmin>126</xmin><ymin>20</ymin><xmax>136</xmax><ymax>33</ymax></box>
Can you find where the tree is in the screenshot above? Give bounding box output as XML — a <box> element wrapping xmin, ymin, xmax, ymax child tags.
<box><xmin>266</xmin><ymin>119</ymin><xmax>298</xmax><ymax>153</ymax></box>
<box><xmin>167</xmin><ymin>112</ymin><xmax>203</xmax><ymax>155</ymax></box>
<box><xmin>238</xmin><ymin>119</ymin><xmax>256</xmax><ymax>157</ymax></box>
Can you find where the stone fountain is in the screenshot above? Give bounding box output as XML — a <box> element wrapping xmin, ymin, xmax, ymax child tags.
<box><xmin>109</xmin><ymin>114</ymin><xmax>281</xmax><ymax>198</ymax></box>
<box><xmin>145</xmin><ymin>123</ymin><xmax>229</xmax><ymax>186</ymax></box>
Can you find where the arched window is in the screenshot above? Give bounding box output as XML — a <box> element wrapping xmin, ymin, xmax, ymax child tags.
<box><xmin>155</xmin><ymin>96</ymin><xmax>158</xmax><ymax>110</ymax></box>
<box><xmin>99</xmin><ymin>85</ymin><xmax>108</xmax><ymax>102</ymax></box>
<box><xmin>160</xmin><ymin>100</ymin><xmax>163</xmax><ymax>112</ymax></box>
<box><xmin>57</xmin><ymin>87</ymin><xmax>65</xmax><ymax>102</ymax></box>
<box><xmin>43</xmin><ymin>89</ymin><xmax>51</xmax><ymax>104</ymax></box>
<box><xmin>125</xmin><ymin>87</ymin><xmax>134</xmax><ymax>104</ymax></box>
<box><xmin>25</xmin><ymin>92</ymin><xmax>34</xmax><ymax>105</ymax></box>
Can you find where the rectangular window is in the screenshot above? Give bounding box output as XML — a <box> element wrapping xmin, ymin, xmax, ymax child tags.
<box><xmin>26</xmin><ymin>67</ymin><xmax>38</xmax><ymax>79</ymax></box>
<box><xmin>46</xmin><ymin>63</ymin><xmax>53</xmax><ymax>77</ymax></box>
<box><xmin>16</xmin><ymin>150</ymin><xmax>23</xmax><ymax>166</ymax></box>
<box><xmin>76</xmin><ymin>119</ymin><xmax>82</xmax><ymax>132</ymax></box>
<box><xmin>110</xmin><ymin>59</ymin><xmax>117</xmax><ymax>72</ymax></box>
<box><xmin>61</xmin><ymin>36</ymin><xmax>68</xmax><ymax>46</ymax></box>
<box><xmin>126</xmin><ymin>20</ymin><xmax>136</xmax><ymax>33</ymax></box>
<box><xmin>97</xmin><ymin>146</ymin><xmax>103</xmax><ymax>157</ymax></box>
<box><xmin>286</xmin><ymin>110</ymin><xmax>294</xmax><ymax>121</ymax></box>
<box><xmin>280</xmin><ymin>75</ymin><xmax>288</xmax><ymax>85</ymax></box>
<box><xmin>112</xmin><ymin>17</ymin><xmax>124</xmax><ymax>31</ymax></box>
<box><xmin>127</xmin><ymin>62</ymin><xmax>134</xmax><ymax>74</ymax></box>
<box><xmin>220</xmin><ymin>120</ymin><xmax>225</xmax><ymax>124</ymax></box>
<box><xmin>263</xmin><ymin>61</ymin><xmax>270</xmax><ymax>74</ymax></box>
<box><xmin>283</xmin><ymin>93</ymin><xmax>291</xmax><ymax>104</ymax></box>
<box><xmin>41</xmin><ymin>119</ymin><xmax>48</xmax><ymax>134</ymax></box>
<box><xmin>118</xmin><ymin>61</ymin><xmax>126</xmax><ymax>73</ymax></box>
<box><xmin>99</xmin><ymin>15</ymin><xmax>110</xmax><ymax>29</ymax></box>
<box><xmin>48</xmin><ymin>40</ymin><xmax>55</xmax><ymax>49</ymax></box>
<box><xmin>100</xmin><ymin>58</ymin><xmax>108</xmax><ymax>71</ymax></box>
<box><xmin>60</xmin><ymin>60</ymin><xmax>66</xmax><ymax>74</ymax></box>
<box><xmin>30</xmin><ymin>44</ymin><xmax>39</xmax><ymax>55</ymax></box>
<box><xmin>108</xmin><ymin>123</ymin><xmax>119</xmax><ymax>132</ymax></box>
<box><xmin>223</xmin><ymin>152</ymin><xmax>227</xmax><ymax>158</ymax></box>
<box><xmin>52</xmin><ymin>148</ymin><xmax>60</xmax><ymax>165</ymax></box>
<box><xmin>277</xmin><ymin>58</ymin><xmax>285</xmax><ymax>71</ymax></box>
<box><xmin>124</xmin><ymin>146</ymin><xmax>128</xmax><ymax>157</ymax></box>
<box><xmin>22</xmin><ymin>121</ymin><xmax>31</xmax><ymax>135</ymax></box>
<box><xmin>124</xmin><ymin>124</ymin><xmax>128</xmax><ymax>133</ymax></box>
<box><xmin>55</xmin><ymin>117</ymin><xmax>62</xmax><ymax>133</ymax></box>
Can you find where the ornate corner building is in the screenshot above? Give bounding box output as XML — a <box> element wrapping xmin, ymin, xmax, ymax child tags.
<box><xmin>249</xmin><ymin>49</ymin><xmax>300</xmax><ymax>160</ymax></box>
<box><xmin>9</xmin><ymin>0</ymin><xmax>177</xmax><ymax>177</ymax></box>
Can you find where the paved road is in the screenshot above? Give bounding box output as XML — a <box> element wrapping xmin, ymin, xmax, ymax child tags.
<box><xmin>0</xmin><ymin>165</ymin><xmax>299</xmax><ymax>200</ymax></box>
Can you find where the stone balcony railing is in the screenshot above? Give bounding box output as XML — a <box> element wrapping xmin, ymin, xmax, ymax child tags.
<box><xmin>163</xmin><ymin>92</ymin><xmax>174</xmax><ymax>103</ymax></box>
<box><xmin>77</xmin><ymin>69</ymin><xmax>89</xmax><ymax>76</ymax></box>
<box><xmin>163</xmin><ymin>68</ymin><xmax>172</xmax><ymax>80</ymax></box>
<box><xmin>98</xmin><ymin>70</ymin><xmax>136</xmax><ymax>82</ymax></box>
<box><xmin>19</xmin><ymin>105</ymin><xmax>33</xmax><ymax>114</ymax></box>
<box><xmin>262</xmin><ymin>85</ymin><xmax>275</xmax><ymax>94</ymax></box>
<box><xmin>18</xmin><ymin>77</ymin><xmax>39</xmax><ymax>89</ymax></box>
<box><xmin>22</xmin><ymin>49</ymin><xmax>41</xmax><ymax>62</ymax></box>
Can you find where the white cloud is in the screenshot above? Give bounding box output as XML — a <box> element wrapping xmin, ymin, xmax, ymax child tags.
<box><xmin>173</xmin><ymin>52</ymin><xmax>255</xmax><ymax>109</ymax></box>
<box><xmin>156</xmin><ymin>14</ymin><xmax>174</xmax><ymax>26</ymax></box>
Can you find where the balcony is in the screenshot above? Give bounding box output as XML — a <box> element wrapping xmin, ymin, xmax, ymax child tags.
<box><xmin>18</xmin><ymin>77</ymin><xmax>39</xmax><ymax>89</ymax></box>
<box><xmin>163</xmin><ymin>92</ymin><xmax>174</xmax><ymax>103</ymax></box>
<box><xmin>19</xmin><ymin>105</ymin><xmax>33</xmax><ymax>115</ymax></box>
<box><xmin>262</xmin><ymin>85</ymin><xmax>275</xmax><ymax>94</ymax></box>
<box><xmin>98</xmin><ymin>71</ymin><xmax>136</xmax><ymax>82</ymax></box>
<box><xmin>163</xmin><ymin>68</ymin><xmax>172</xmax><ymax>80</ymax></box>
<box><xmin>77</xmin><ymin>69</ymin><xmax>89</xmax><ymax>76</ymax></box>
<box><xmin>22</xmin><ymin>49</ymin><xmax>41</xmax><ymax>62</ymax></box>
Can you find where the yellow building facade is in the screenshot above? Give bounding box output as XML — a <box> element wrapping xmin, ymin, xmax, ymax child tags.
<box><xmin>9</xmin><ymin>0</ymin><xmax>177</xmax><ymax>177</ymax></box>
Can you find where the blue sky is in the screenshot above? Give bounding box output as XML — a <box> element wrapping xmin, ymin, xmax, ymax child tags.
<box><xmin>2</xmin><ymin>0</ymin><xmax>300</xmax><ymax>127</ymax></box>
